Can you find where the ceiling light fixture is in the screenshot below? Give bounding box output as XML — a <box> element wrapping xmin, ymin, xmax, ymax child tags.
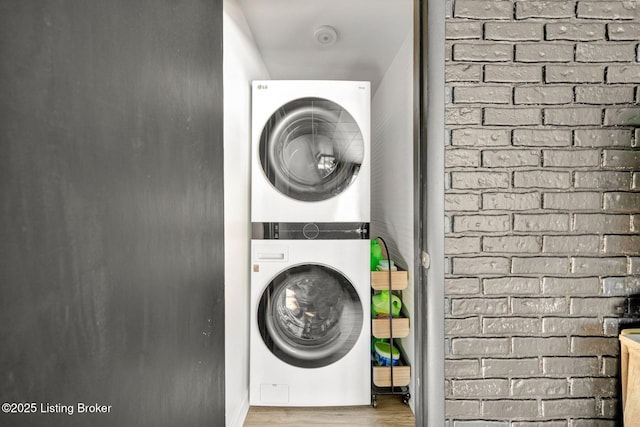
<box><xmin>313</xmin><ymin>25</ymin><xmax>338</xmax><ymax>46</ymax></box>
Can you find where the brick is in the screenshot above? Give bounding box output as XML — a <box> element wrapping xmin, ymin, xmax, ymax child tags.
<box><xmin>447</xmin><ymin>317</ymin><xmax>481</xmax><ymax>335</ymax></box>
<box><xmin>571</xmin><ymin>337</ymin><xmax>620</xmax><ymax>356</ymax></box>
<box><xmin>512</xmin><ymin>422</ymin><xmax>566</xmax><ymax>427</ymax></box>
<box><xmin>604</xmin><ymin>192</ymin><xmax>640</xmax><ymax>212</ymax></box>
<box><xmin>545</xmin><ymin>65</ymin><xmax>604</xmax><ymax>83</ymax></box>
<box><xmin>577</xmin><ymin>1</ymin><xmax>639</xmax><ymax>20</ymax></box>
<box><xmin>454</xmin><ymin>0</ymin><xmax>514</xmax><ymax>19</ymax></box>
<box><xmin>453</xmin><ymin>43</ymin><xmax>513</xmax><ymax>62</ymax></box>
<box><xmin>447</xmin><ymin>149</ymin><xmax>480</xmax><ymax>167</ymax></box>
<box><xmin>512</xmin><ymin>257</ymin><xmax>569</xmax><ymax>274</ymax></box>
<box><xmin>452</xmin><ymin>257</ymin><xmax>511</xmax><ymax>274</ymax></box>
<box><xmin>446</xmin><ymin>193</ymin><xmax>480</xmax><ymax>211</ymax></box>
<box><xmin>514</xmin><ymin>86</ymin><xmax>573</xmax><ymax>104</ymax></box>
<box><xmin>603</xmin><ymin>149</ymin><xmax>640</xmax><ymax>169</ymax></box>
<box><xmin>608</xmin><ymin>22</ymin><xmax>640</xmax><ymax>40</ymax></box>
<box><xmin>570</xmin><ymin>297</ymin><xmax>627</xmax><ymax>316</ymax></box>
<box><xmin>604</xmin><ymin>108</ymin><xmax>640</xmax><ymax>126</ymax></box>
<box><xmin>574</xmin><ymin>214</ymin><xmax>633</xmax><ymax>233</ymax></box>
<box><xmin>542</xmin><ymin>277</ymin><xmax>601</xmax><ymax>296</ymax></box>
<box><xmin>574</xmin><ymin>129</ymin><xmax>633</xmax><ymax>147</ymax></box>
<box><xmin>603</xmin><ymin>357</ymin><xmax>620</xmax><ymax>377</ymax></box>
<box><xmin>542</xmin><ymin>398</ymin><xmax>596</xmax><ymax>418</ymax></box>
<box><xmin>446</xmin><ymin>277</ymin><xmax>481</xmax><ymax>295</ymax></box>
<box><xmin>482</xmin><ymin>149</ymin><xmax>540</xmax><ymax>167</ymax></box>
<box><xmin>631</xmin><ymin>257</ymin><xmax>640</xmax><ymax>274</ymax></box>
<box><xmin>451</xmin><ymin>172</ymin><xmax>510</xmax><ymax>189</ymax></box>
<box><xmin>446</xmin><ymin>64</ymin><xmax>483</xmax><ymax>82</ymax></box>
<box><xmin>515</xmin><ymin>43</ymin><xmax>574</xmax><ymax>63</ymax></box>
<box><xmin>453</xmin><ymin>215</ymin><xmax>510</xmax><ymax>233</ymax></box>
<box><xmin>513</xmin><ymin>337</ymin><xmax>568</xmax><ymax>356</ymax></box>
<box><xmin>482</xmin><ymin>399</ymin><xmax>538</xmax><ymax>418</ymax></box>
<box><xmin>576</xmin><ymin>43</ymin><xmax>637</xmax><ymax>62</ymax></box>
<box><xmin>514</xmin><ymin>171</ymin><xmax>571</xmax><ymax>188</ymax></box>
<box><xmin>451</xmin><ymin>337</ymin><xmax>510</xmax><ymax>356</ymax></box>
<box><xmin>451</xmin><ymin>128</ymin><xmax>511</xmax><ymax>146</ymax></box>
<box><xmin>574</xmin><ymin>86</ymin><xmax>635</xmax><ymax>105</ymax></box>
<box><xmin>452</xmin><ymin>297</ymin><xmax>509</xmax><ymax>315</ymax></box>
<box><xmin>546</xmin><ymin>22</ymin><xmax>605</xmax><ymax>41</ymax></box>
<box><xmin>570</xmin><ymin>378</ymin><xmax>617</xmax><ymax>397</ymax></box>
<box><xmin>483</xmin><ymin>317</ymin><xmax>541</xmax><ymax>334</ymax></box>
<box><xmin>484</xmin><ymin>277</ymin><xmax>540</xmax><ymax>295</ymax></box>
<box><xmin>485</xmin><ymin>22</ymin><xmax>544</xmax><ymax>41</ymax></box>
<box><xmin>512</xmin><ymin>298</ymin><xmax>568</xmax><ymax>315</ymax></box>
<box><xmin>483</xmin><ymin>235</ymin><xmax>541</xmax><ymax>253</ymax></box>
<box><xmin>512</xmin><ymin>378</ymin><xmax>567</xmax><ymax>397</ymax></box>
<box><xmin>574</xmin><ymin>171</ymin><xmax>632</xmax><ymax>190</ymax></box>
<box><xmin>513</xmin><ymin>129</ymin><xmax>572</xmax><ymax>147</ymax></box>
<box><xmin>571</xmin><ymin>257</ymin><xmax>628</xmax><ymax>275</ymax></box>
<box><xmin>543</xmin><ymin>357</ymin><xmax>600</xmax><ymax>376</ymax></box>
<box><xmin>447</xmin><ymin>21</ymin><xmax>483</xmax><ymax>40</ymax></box>
<box><xmin>542</xmin><ymin>317</ymin><xmax>602</xmax><ymax>335</ymax></box>
<box><xmin>604</xmin><ymin>235</ymin><xmax>640</xmax><ymax>255</ymax></box>
<box><xmin>454</xmin><ymin>422</ymin><xmax>509</xmax><ymax>427</ymax></box>
<box><xmin>543</xmin><ymin>192</ymin><xmax>601</xmax><ymax>210</ymax></box>
<box><xmin>446</xmin><ymin>236</ymin><xmax>482</xmax><ymax>254</ymax></box>
<box><xmin>446</xmin><ymin>399</ymin><xmax>481</xmax><ymax>417</ymax></box>
<box><xmin>485</xmin><ymin>64</ymin><xmax>543</xmax><ymax>83</ymax></box>
<box><xmin>600</xmin><ymin>400</ymin><xmax>619</xmax><ymax>420</ymax></box>
<box><xmin>451</xmin><ymin>379</ymin><xmax>509</xmax><ymax>397</ymax></box>
<box><xmin>446</xmin><ymin>359</ymin><xmax>481</xmax><ymax>377</ymax></box>
<box><xmin>607</xmin><ymin>65</ymin><xmax>640</xmax><ymax>83</ymax></box>
<box><xmin>542</xmin><ymin>235</ymin><xmax>600</xmax><ymax>254</ymax></box>
<box><xmin>603</xmin><ymin>276</ymin><xmax>640</xmax><ymax>296</ymax></box>
<box><xmin>543</xmin><ymin>149</ymin><xmax>600</xmax><ymax>167</ymax></box>
<box><xmin>483</xmin><ymin>192</ymin><xmax>541</xmax><ymax>210</ymax></box>
<box><xmin>485</xmin><ymin>108</ymin><xmax>541</xmax><ymax>126</ymax></box>
<box><xmin>447</xmin><ymin>107</ymin><xmax>482</xmax><ymax>125</ymax></box>
<box><xmin>516</xmin><ymin>1</ymin><xmax>575</xmax><ymax>19</ymax></box>
<box><xmin>544</xmin><ymin>108</ymin><xmax>602</xmax><ymax>126</ymax></box>
<box><xmin>514</xmin><ymin>213</ymin><xmax>570</xmax><ymax>231</ymax></box>
<box><xmin>482</xmin><ymin>358</ymin><xmax>540</xmax><ymax>377</ymax></box>
<box><xmin>453</xmin><ymin>85</ymin><xmax>511</xmax><ymax>104</ymax></box>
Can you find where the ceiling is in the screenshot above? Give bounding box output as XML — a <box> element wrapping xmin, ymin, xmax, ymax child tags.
<box><xmin>235</xmin><ymin>0</ymin><xmax>413</xmax><ymax>92</ymax></box>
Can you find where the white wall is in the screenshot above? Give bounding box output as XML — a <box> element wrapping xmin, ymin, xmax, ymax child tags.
<box><xmin>370</xmin><ymin>31</ymin><xmax>415</xmax><ymax>410</ymax></box>
<box><xmin>223</xmin><ymin>1</ymin><xmax>269</xmax><ymax>426</ymax></box>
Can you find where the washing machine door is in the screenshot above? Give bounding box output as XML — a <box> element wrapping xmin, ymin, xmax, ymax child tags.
<box><xmin>258</xmin><ymin>264</ymin><xmax>364</xmax><ymax>368</ymax></box>
<box><xmin>259</xmin><ymin>97</ymin><xmax>364</xmax><ymax>202</ymax></box>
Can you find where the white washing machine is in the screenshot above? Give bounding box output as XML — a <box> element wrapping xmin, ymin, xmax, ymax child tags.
<box><xmin>249</xmin><ymin>238</ymin><xmax>371</xmax><ymax>406</ymax></box>
<box><xmin>251</xmin><ymin>80</ymin><xmax>370</xmax><ymax>223</ymax></box>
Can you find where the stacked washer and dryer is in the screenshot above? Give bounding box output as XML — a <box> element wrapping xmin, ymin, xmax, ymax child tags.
<box><xmin>250</xmin><ymin>80</ymin><xmax>371</xmax><ymax>406</ymax></box>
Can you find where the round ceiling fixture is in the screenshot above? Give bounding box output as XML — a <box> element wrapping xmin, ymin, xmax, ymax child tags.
<box><xmin>314</xmin><ymin>26</ymin><xmax>338</xmax><ymax>46</ymax></box>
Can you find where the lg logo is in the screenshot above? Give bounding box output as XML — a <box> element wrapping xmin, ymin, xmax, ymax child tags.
<box><xmin>257</xmin><ymin>84</ymin><xmax>269</xmax><ymax>90</ymax></box>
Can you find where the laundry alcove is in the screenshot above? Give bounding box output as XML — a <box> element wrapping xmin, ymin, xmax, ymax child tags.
<box><xmin>223</xmin><ymin>0</ymin><xmax>445</xmax><ymax>425</ymax></box>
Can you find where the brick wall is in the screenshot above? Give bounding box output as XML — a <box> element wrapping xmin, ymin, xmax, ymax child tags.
<box><xmin>444</xmin><ymin>1</ymin><xmax>640</xmax><ymax>425</ymax></box>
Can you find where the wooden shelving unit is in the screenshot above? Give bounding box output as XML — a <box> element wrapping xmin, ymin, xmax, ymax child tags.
<box><xmin>370</xmin><ymin>264</ymin><xmax>411</xmax><ymax>406</ymax></box>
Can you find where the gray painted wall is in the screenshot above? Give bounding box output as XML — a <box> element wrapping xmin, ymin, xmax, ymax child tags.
<box><xmin>0</xmin><ymin>1</ymin><xmax>225</xmax><ymax>426</ymax></box>
<box><xmin>445</xmin><ymin>0</ymin><xmax>640</xmax><ymax>425</ymax></box>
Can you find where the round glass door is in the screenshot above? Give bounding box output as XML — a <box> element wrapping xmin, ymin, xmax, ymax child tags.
<box><xmin>259</xmin><ymin>97</ymin><xmax>364</xmax><ymax>202</ymax></box>
<box><xmin>257</xmin><ymin>264</ymin><xmax>363</xmax><ymax>368</ymax></box>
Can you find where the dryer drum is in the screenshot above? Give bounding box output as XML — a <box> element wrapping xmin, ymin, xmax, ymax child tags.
<box><xmin>259</xmin><ymin>98</ymin><xmax>364</xmax><ymax>202</ymax></box>
<box><xmin>260</xmin><ymin>264</ymin><xmax>363</xmax><ymax>368</ymax></box>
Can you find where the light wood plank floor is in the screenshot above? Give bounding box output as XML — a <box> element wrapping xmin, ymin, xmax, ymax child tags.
<box><xmin>243</xmin><ymin>395</ymin><xmax>415</xmax><ymax>426</ymax></box>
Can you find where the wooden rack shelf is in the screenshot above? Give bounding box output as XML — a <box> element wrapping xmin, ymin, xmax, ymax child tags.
<box><xmin>371</xmin><ymin>270</ymin><xmax>408</xmax><ymax>291</ymax></box>
<box><xmin>371</xmin><ymin>317</ymin><xmax>410</xmax><ymax>339</ymax></box>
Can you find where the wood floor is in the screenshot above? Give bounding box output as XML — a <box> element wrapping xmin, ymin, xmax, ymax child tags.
<box><xmin>243</xmin><ymin>395</ymin><xmax>415</xmax><ymax>426</ymax></box>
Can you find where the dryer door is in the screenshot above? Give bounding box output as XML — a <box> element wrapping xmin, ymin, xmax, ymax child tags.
<box><xmin>258</xmin><ymin>264</ymin><xmax>364</xmax><ymax>368</ymax></box>
<box><xmin>259</xmin><ymin>97</ymin><xmax>364</xmax><ymax>202</ymax></box>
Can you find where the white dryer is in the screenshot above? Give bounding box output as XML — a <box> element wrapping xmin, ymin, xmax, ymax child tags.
<box><xmin>249</xmin><ymin>239</ymin><xmax>371</xmax><ymax>406</ymax></box>
<box><xmin>251</xmin><ymin>80</ymin><xmax>370</xmax><ymax>223</ymax></box>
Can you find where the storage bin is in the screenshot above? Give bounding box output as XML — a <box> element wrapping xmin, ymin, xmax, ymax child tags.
<box><xmin>620</xmin><ymin>328</ymin><xmax>640</xmax><ymax>425</ymax></box>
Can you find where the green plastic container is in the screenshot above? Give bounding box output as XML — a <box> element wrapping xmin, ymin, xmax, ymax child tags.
<box><xmin>371</xmin><ymin>239</ymin><xmax>383</xmax><ymax>271</ymax></box>
<box><xmin>371</xmin><ymin>290</ymin><xmax>402</xmax><ymax>318</ymax></box>
<box><xmin>374</xmin><ymin>341</ymin><xmax>400</xmax><ymax>366</ymax></box>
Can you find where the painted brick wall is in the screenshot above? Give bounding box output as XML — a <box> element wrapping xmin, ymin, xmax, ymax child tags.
<box><xmin>444</xmin><ymin>1</ymin><xmax>640</xmax><ymax>425</ymax></box>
